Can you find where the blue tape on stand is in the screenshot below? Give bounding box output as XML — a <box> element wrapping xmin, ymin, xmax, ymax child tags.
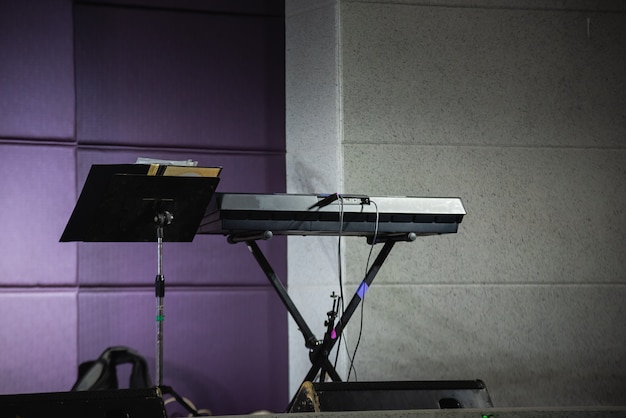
<box><xmin>357</xmin><ymin>281</ymin><xmax>369</xmax><ymax>299</ymax></box>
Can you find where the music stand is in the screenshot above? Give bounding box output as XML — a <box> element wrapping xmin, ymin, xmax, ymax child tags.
<box><xmin>61</xmin><ymin>164</ymin><xmax>220</xmax><ymax>415</ymax></box>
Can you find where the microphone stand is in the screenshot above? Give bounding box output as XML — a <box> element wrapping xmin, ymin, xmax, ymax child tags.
<box><xmin>154</xmin><ymin>210</ymin><xmax>201</xmax><ymax>417</ymax></box>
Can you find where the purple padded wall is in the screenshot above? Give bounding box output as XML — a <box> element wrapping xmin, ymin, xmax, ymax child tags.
<box><xmin>0</xmin><ymin>0</ymin><xmax>74</xmax><ymax>140</ymax></box>
<box><xmin>78</xmin><ymin>288</ymin><xmax>287</xmax><ymax>415</ymax></box>
<box><xmin>72</xmin><ymin>2</ymin><xmax>288</xmax><ymax>415</ymax></box>
<box><xmin>0</xmin><ymin>143</ymin><xmax>76</xmax><ymax>286</ymax></box>
<box><xmin>74</xmin><ymin>4</ymin><xmax>285</xmax><ymax>150</ymax></box>
<box><xmin>0</xmin><ymin>292</ymin><xmax>78</xmax><ymax>393</ymax></box>
<box><xmin>0</xmin><ymin>0</ymin><xmax>287</xmax><ymax>415</ymax></box>
<box><xmin>0</xmin><ymin>144</ymin><xmax>77</xmax><ymax>285</ymax></box>
<box><xmin>0</xmin><ymin>0</ymin><xmax>78</xmax><ymax>397</ymax></box>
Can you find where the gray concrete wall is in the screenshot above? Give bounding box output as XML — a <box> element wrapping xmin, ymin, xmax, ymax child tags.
<box><xmin>286</xmin><ymin>0</ymin><xmax>626</xmax><ymax>407</ymax></box>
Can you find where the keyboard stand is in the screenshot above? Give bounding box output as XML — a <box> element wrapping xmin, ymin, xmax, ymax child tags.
<box><xmin>228</xmin><ymin>232</ymin><xmax>417</xmax><ymax>410</ymax></box>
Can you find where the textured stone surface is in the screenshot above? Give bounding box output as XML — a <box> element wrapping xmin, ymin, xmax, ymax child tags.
<box><xmin>285</xmin><ymin>0</ymin><xmax>626</xmax><ymax>407</ymax></box>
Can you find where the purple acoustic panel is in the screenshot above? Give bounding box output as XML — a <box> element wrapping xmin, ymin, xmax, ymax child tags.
<box><xmin>77</xmin><ymin>237</ymin><xmax>286</xmax><ymax>287</ymax></box>
<box><xmin>74</xmin><ymin>148</ymin><xmax>286</xmax><ymax>286</ymax></box>
<box><xmin>78</xmin><ymin>287</ymin><xmax>288</xmax><ymax>415</ymax></box>
<box><xmin>0</xmin><ymin>291</ymin><xmax>78</xmax><ymax>394</ymax></box>
<box><xmin>0</xmin><ymin>144</ymin><xmax>77</xmax><ymax>285</ymax></box>
<box><xmin>0</xmin><ymin>0</ymin><xmax>74</xmax><ymax>140</ymax></box>
<box><xmin>74</xmin><ymin>3</ymin><xmax>285</xmax><ymax>150</ymax></box>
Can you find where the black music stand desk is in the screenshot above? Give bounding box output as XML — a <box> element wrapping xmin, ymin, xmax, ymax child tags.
<box><xmin>60</xmin><ymin>163</ymin><xmax>220</xmax><ymax>417</ymax></box>
<box><xmin>61</xmin><ymin>164</ymin><xmax>220</xmax><ymax>243</ymax></box>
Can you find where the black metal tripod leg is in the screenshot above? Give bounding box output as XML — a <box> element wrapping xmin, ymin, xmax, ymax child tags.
<box><xmin>160</xmin><ymin>385</ymin><xmax>200</xmax><ymax>416</ymax></box>
<box><xmin>245</xmin><ymin>240</ymin><xmax>320</xmax><ymax>350</ymax></box>
<box><xmin>246</xmin><ymin>239</ymin><xmax>346</xmax><ymax>384</ymax></box>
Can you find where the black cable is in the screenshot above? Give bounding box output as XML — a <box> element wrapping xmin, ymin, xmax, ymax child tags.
<box><xmin>333</xmin><ymin>195</ymin><xmax>346</xmax><ymax>372</ymax></box>
<box><xmin>346</xmin><ymin>200</ymin><xmax>379</xmax><ymax>381</ymax></box>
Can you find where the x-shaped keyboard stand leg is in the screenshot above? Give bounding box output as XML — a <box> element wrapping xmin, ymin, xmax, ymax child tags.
<box><xmin>240</xmin><ymin>235</ymin><xmax>413</xmax><ymax>383</ymax></box>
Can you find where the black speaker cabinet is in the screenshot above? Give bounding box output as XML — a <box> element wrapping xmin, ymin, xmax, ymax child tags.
<box><xmin>290</xmin><ymin>380</ymin><xmax>493</xmax><ymax>412</ymax></box>
<box><xmin>0</xmin><ymin>388</ymin><xmax>166</xmax><ymax>418</ymax></box>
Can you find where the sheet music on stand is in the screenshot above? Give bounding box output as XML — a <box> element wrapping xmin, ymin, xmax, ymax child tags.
<box><xmin>135</xmin><ymin>157</ymin><xmax>198</xmax><ymax>166</ymax></box>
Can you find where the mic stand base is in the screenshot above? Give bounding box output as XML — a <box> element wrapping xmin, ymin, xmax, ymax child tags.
<box><xmin>159</xmin><ymin>385</ymin><xmax>203</xmax><ymax>417</ymax></box>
